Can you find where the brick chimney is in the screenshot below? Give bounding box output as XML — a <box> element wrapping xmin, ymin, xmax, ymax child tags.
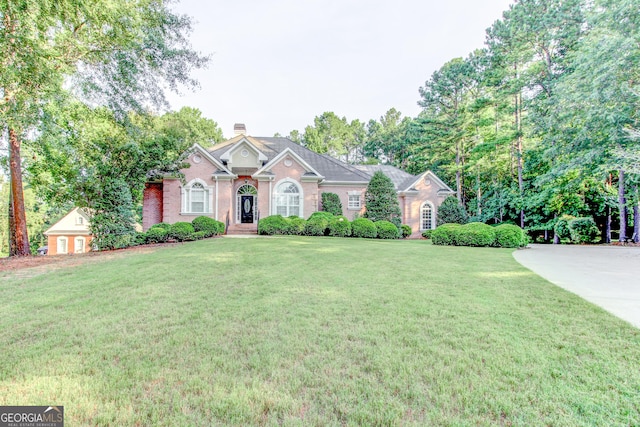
<box><xmin>233</xmin><ymin>123</ymin><xmax>246</xmax><ymax>136</ymax></box>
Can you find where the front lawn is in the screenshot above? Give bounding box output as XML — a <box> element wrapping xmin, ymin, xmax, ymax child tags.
<box><xmin>1</xmin><ymin>237</ymin><xmax>638</xmax><ymax>425</ymax></box>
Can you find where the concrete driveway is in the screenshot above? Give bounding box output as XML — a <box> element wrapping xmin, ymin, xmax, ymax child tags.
<box><xmin>512</xmin><ymin>244</ymin><xmax>640</xmax><ymax>329</ymax></box>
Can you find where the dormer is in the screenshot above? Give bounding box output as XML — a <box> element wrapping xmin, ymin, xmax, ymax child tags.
<box><xmin>219</xmin><ymin>137</ymin><xmax>268</xmax><ymax>175</ymax></box>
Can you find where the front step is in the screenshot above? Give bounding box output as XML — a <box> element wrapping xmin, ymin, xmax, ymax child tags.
<box><xmin>226</xmin><ymin>223</ymin><xmax>258</xmax><ymax>235</ymax></box>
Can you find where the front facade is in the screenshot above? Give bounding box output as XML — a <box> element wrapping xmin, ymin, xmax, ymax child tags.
<box><xmin>143</xmin><ymin>131</ymin><xmax>454</xmax><ymax>237</ymax></box>
<box><xmin>43</xmin><ymin>207</ymin><xmax>93</xmax><ymax>255</ymax></box>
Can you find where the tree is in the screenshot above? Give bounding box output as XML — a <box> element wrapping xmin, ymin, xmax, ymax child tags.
<box><xmin>321</xmin><ymin>193</ymin><xmax>343</xmax><ymax>216</ymax></box>
<box><xmin>364</xmin><ymin>171</ymin><xmax>401</xmax><ymax>227</ymax></box>
<box><xmin>158</xmin><ymin>107</ymin><xmax>223</xmax><ymax>148</ymax></box>
<box><xmin>436</xmin><ymin>196</ymin><xmax>469</xmax><ymax>226</ymax></box>
<box><xmin>0</xmin><ymin>0</ymin><xmax>207</xmax><ymax>256</ymax></box>
<box><xmin>364</xmin><ymin>108</ymin><xmax>413</xmax><ymax>167</ymax></box>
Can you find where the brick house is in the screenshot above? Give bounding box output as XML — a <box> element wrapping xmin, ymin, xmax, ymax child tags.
<box><xmin>43</xmin><ymin>207</ymin><xmax>93</xmax><ymax>255</ymax></box>
<box><xmin>142</xmin><ymin>126</ymin><xmax>454</xmax><ymax>237</ymax></box>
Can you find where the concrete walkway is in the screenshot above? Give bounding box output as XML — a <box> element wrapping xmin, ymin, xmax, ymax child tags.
<box><xmin>513</xmin><ymin>244</ymin><xmax>640</xmax><ymax>329</ymax></box>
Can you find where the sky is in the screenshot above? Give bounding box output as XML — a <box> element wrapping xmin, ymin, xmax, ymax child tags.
<box><xmin>166</xmin><ymin>0</ymin><xmax>515</xmax><ymax>139</ymax></box>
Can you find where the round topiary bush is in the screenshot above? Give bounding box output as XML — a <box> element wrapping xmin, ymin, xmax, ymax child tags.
<box><xmin>328</xmin><ymin>216</ymin><xmax>351</xmax><ymax>237</ymax></box>
<box><xmin>401</xmin><ymin>224</ymin><xmax>412</xmax><ymax>239</ymax></box>
<box><xmin>286</xmin><ymin>216</ymin><xmax>306</xmax><ymax>235</ymax></box>
<box><xmin>192</xmin><ymin>216</ymin><xmax>220</xmax><ymax>237</ymax></box>
<box><xmin>456</xmin><ymin>222</ymin><xmax>496</xmax><ymax>247</ymax></box>
<box><xmin>169</xmin><ymin>222</ymin><xmax>195</xmax><ymax>241</ymax></box>
<box><xmin>568</xmin><ymin>217</ymin><xmax>600</xmax><ymax>244</ymax></box>
<box><xmin>375</xmin><ymin>220</ymin><xmax>400</xmax><ymax>239</ymax></box>
<box><xmin>422</xmin><ymin>229</ymin><xmax>433</xmax><ymax>239</ymax></box>
<box><xmin>193</xmin><ymin>231</ymin><xmax>208</xmax><ymax>240</ymax></box>
<box><xmin>351</xmin><ymin>218</ymin><xmax>377</xmax><ymax>238</ymax></box>
<box><xmin>494</xmin><ymin>224</ymin><xmax>526</xmax><ymax>248</ymax></box>
<box><xmin>304</xmin><ymin>216</ymin><xmax>330</xmax><ymax>236</ymax></box>
<box><xmin>146</xmin><ymin>227</ymin><xmax>169</xmax><ymax>243</ymax></box>
<box><xmin>431</xmin><ymin>223</ymin><xmax>461</xmax><ymax>246</ymax></box>
<box><xmin>308</xmin><ymin>211</ymin><xmax>334</xmax><ymax>222</ymax></box>
<box><xmin>150</xmin><ymin>222</ymin><xmax>171</xmax><ymax>230</ymax></box>
<box><xmin>258</xmin><ymin>215</ymin><xmax>289</xmax><ymax>235</ymax></box>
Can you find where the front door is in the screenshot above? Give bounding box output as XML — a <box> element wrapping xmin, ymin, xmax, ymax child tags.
<box><xmin>241</xmin><ymin>195</ymin><xmax>254</xmax><ymax>223</ymax></box>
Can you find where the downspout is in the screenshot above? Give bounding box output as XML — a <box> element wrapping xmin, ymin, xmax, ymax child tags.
<box><xmin>269</xmin><ymin>178</ymin><xmax>273</xmax><ymax>215</ymax></box>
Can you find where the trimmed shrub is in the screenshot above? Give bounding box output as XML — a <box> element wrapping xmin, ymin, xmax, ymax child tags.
<box><xmin>308</xmin><ymin>211</ymin><xmax>334</xmax><ymax>221</ymax></box>
<box><xmin>133</xmin><ymin>232</ymin><xmax>147</xmax><ymax>246</ymax></box>
<box><xmin>146</xmin><ymin>227</ymin><xmax>169</xmax><ymax>243</ymax></box>
<box><xmin>321</xmin><ymin>192</ymin><xmax>343</xmax><ymax>216</ymax></box>
<box><xmin>494</xmin><ymin>224</ymin><xmax>526</xmax><ymax>248</ymax></box>
<box><xmin>286</xmin><ymin>216</ymin><xmax>306</xmax><ymax>235</ymax></box>
<box><xmin>436</xmin><ymin>196</ymin><xmax>468</xmax><ymax>226</ymax></box>
<box><xmin>328</xmin><ymin>216</ymin><xmax>351</xmax><ymax>237</ymax></box>
<box><xmin>192</xmin><ymin>216</ymin><xmax>221</xmax><ymax>237</ymax></box>
<box><xmin>351</xmin><ymin>218</ymin><xmax>377</xmax><ymax>238</ymax></box>
<box><xmin>456</xmin><ymin>222</ymin><xmax>496</xmax><ymax>247</ymax></box>
<box><xmin>568</xmin><ymin>217</ymin><xmax>600</xmax><ymax>244</ymax></box>
<box><xmin>422</xmin><ymin>229</ymin><xmax>433</xmax><ymax>239</ymax></box>
<box><xmin>554</xmin><ymin>214</ymin><xmax>575</xmax><ymax>241</ymax></box>
<box><xmin>376</xmin><ymin>220</ymin><xmax>400</xmax><ymax>239</ymax></box>
<box><xmin>258</xmin><ymin>215</ymin><xmax>289</xmax><ymax>235</ymax></box>
<box><xmin>304</xmin><ymin>216</ymin><xmax>330</xmax><ymax>236</ymax></box>
<box><xmin>401</xmin><ymin>224</ymin><xmax>412</xmax><ymax>239</ymax></box>
<box><xmin>169</xmin><ymin>222</ymin><xmax>195</xmax><ymax>241</ymax></box>
<box><xmin>151</xmin><ymin>222</ymin><xmax>171</xmax><ymax>230</ymax></box>
<box><xmin>431</xmin><ymin>223</ymin><xmax>461</xmax><ymax>246</ymax></box>
<box><xmin>193</xmin><ymin>231</ymin><xmax>208</xmax><ymax>240</ymax></box>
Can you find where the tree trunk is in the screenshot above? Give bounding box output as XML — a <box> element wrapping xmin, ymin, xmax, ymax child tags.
<box><xmin>553</xmin><ymin>214</ymin><xmax>559</xmax><ymax>244</ymax></box>
<box><xmin>8</xmin><ymin>128</ymin><xmax>30</xmax><ymax>256</ymax></box>
<box><xmin>605</xmin><ymin>206</ymin><xmax>611</xmax><ymax>244</ymax></box>
<box><xmin>455</xmin><ymin>142</ymin><xmax>462</xmax><ymax>203</ymax></box>
<box><xmin>634</xmin><ymin>185</ymin><xmax>639</xmax><ymax>243</ymax></box>
<box><xmin>618</xmin><ymin>168</ymin><xmax>626</xmax><ymax>242</ymax></box>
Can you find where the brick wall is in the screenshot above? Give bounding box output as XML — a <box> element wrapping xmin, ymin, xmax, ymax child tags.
<box><xmin>142</xmin><ymin>182</ymin><xmax>163</xmax><ymax>230</ymax></box>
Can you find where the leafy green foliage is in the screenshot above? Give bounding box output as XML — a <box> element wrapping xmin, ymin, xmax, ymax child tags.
<box><xmin>258</xmin><ymin>215</ymin><xmax>289</xmax><ymax>235</ymax></box>
<box><xmin>169</xmin><ymin>222</ymin><xmax>195</xmax><ymax>241</ymax></box>
<box><xmin>456</xmin><ymin>223</ymin><xmax>497</xmax><ymax>247</ymax></box>
<box><xmin>431</xmin><ymin>224</ymin><xmax>462</xmax><ymax>246</ymax></box>
<box><xmin>192</xmin><ymin>216</ymin><xmax>224</xmax><ymax>237</ymax></box>
<box><xmin>146</xmin><ymin>226</ymin><xmax>169</xmax><ymax>244</ymax></box>
<box><xmin>422</xmin><ymin>230</ymin><xmax>433</xmax><ymax>239</ymax></box>
<box><xmin>494</xmin><ymin>224</ymin><xmax>527</xmax><ymax>248</ymax></box>
<box><xmin>554</xmin><ymin>215</ymin><xmax>576</xmax><ymax>241</ymax></box>
<box><xmin>568</xmin><ymin>217</ymin><xmax>600</xmax><ymax>244</ymax></box>
<box><xmin>364</xmin><ymin>171</ymin><xmax>402</xmax><ymax>227</ymax></box>
<box><xmin>401</xmin><ymin>225</ymin><xmax>412</xmax><ymax>239</ymax></box>
<box><xmin>328</xmin><ymin>216</ymin><xmax>351</xmax><ymax>237</ymax></box>
<box><xmin>375</xmin><ymin>221</ymin><xmax>400</xmax><ymax>239</ymax></box>
<box><xmin>351</xmin><ymin>218</ymin><xmax>377</xmax><ymax>238</ymax></box>
<box><xmin>304</xmin><ymin>216</ymin><xmax>330</xmax><ymax>236</ymax></box>
<box><xmin>89</xmin><ymin>178</ymin><xmax>136</xmax><ymax>251</ymax></box>
<box><xmin>321</xmin><ymin>193</ymin><xmax>343</xmax><ymax>216</ymax></box>
<box><xmin>286</xmin><ymin>216</ymin><xmax>306</xmax><ymax>235</ymax></box>
<box><xmin>437</xmin><ymin>196</ymin><xmax>468</xmax><ymax>226</ymax></box>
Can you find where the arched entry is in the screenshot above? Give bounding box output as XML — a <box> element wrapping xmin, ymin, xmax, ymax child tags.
<box><xmin>236</xmin><ymin>184</ymin><xmax>257</xmax><ymax>223</ymax></box>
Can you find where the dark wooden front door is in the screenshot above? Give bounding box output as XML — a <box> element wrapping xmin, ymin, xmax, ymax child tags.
<box><xmin>241</xmin><ymin>195</ymin><xmax>254</xmax><ymax>223</ymax></box>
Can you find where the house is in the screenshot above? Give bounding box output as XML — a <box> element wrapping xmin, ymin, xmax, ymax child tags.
<box><xmin>142</xmin><ymin>125</ymin><xmax>455</xmax><ymax>237</ymax></box>
<box><xmin>43</xmin><ymin>207</ymin><xmax>93</xmax><ymax>255</ymax></box>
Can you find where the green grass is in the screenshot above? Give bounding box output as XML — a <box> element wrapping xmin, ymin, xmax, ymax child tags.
<box><xmin>1</xmin><ymin>237</ymin><xmax>639</xmax><ymax>426</ymax></box>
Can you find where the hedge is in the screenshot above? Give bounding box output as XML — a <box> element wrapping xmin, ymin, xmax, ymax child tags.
<box><xmin>146</xmin><ymin>226</ymin><xmax>169</xmax><ymax>243</ymax></box>
<box><xmin>421</xmin><ymin>229</ymin><xmax>433</xmax><ymax>239</ymax></box>
<box><xmin>455</xmin><ymin>222</ymin><xmax>496</xmax><ymax>247</ymax></box>
<box><xmin>169</xmin><ymin>222</ymin><xmax>195</xmax><ymax>241</ymax></box>
<box><xmin>328</xmin><ymin>216</ymin><xmax>351</xmax><ymax>237</ymax></box>
<box><xmin>375</xmin><ymin>220</ymin><xmax>400</xmax><ymax>239</ymax></box>
<box><xmin>304</xmin><ymin>213</ymin><xmax>332</xmax><ymax>236</ymax></box>
<box><xmin>494</xmin><ymin>224</ymin><xmax>526</xmax><ymax>248</ymax></box>
<box><xmin>431</xmin><ymin>223</ymin><xmax>461</xmax><ymax>246</ymax></box>
<box><xmin>401</xmin><ymin>225</ymin><xmax>412</xmax><ymax>239</ymax></box>
<box><xmin>286</xmin><ymin>216</ymin><xmax>306</xmax><ymax>235</ymax></box>
<box><xmin>351</xmin><ymin>218</ymin><xmax>377</xmax><ymax>238</ymax></box>
<box><xmin>192</xmin><ymin>216</ymin><xmax>224</xmax><ymax>237</ymax></box>
<box><xmin>258</xmin><ymin>215</ymin><xmax>289</xmax><ymax>235</ymax></box>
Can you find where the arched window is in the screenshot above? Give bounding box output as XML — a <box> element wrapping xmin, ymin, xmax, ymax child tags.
<box><xmin>57</xmin><ymin>237</ymin><xmax>68</xmax><ymax>254</ymax></box>
<box><xmin>274</xmin><ymin>180</ymin><xmax>302</xmax><ymax>217</ymax></box>
<box><xmin>182</xmin><ymin>180</ymin><xmax>211</xmax><ymax>214</ymax></box>
<box><xmin>421</xmin><ymin>201</ymin><xmax>435</xmax><ymax>231</ymax></box>
<box><xmin>75</xmin><ymin>237</ymin><xmax>86</xmax><ymax>253</ymax></box>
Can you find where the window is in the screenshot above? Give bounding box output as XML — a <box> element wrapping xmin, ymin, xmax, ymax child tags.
<box><xmin>76</xmin><ymin>216</ymin><xmax>84</xmax><ymax>225</ymax></box>
<box><xmin>183</xmin><ymin>180</ymin><xmax>211</xmax><ymax>214</ymax></box>
<box><xmin>75</xmin><ymin>237</ymin><xmax>85</xmax><ymax>253</ymax></box>
<box><xmin>57</xmin><ymin>237</ymin><xmax>68</xmax><ymax>254</ymax></box>
<box><xmin>274</xmin><ymin>180</ymin><xmax>301</xmax><ymax>217</ymax></box>
<box><xmin>421</xmin><ymin>201</ymin><xmax>434</xmax><ymax>230</ymax></box>
<box><xmin>348</xmin><ymin>194</ymin><xmax>361</xmax><ymax>210</ymax></box>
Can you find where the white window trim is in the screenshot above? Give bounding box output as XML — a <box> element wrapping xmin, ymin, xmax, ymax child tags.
<box><xmin>347</xmin><ymin>191</ymin><xmax>362</xmax><ymax>210</ymax></box>
<box><xmin>272</xmin><ymin>178</ymin><xmax>303</xmax><ymax>218</ymax></box>
<box><xmin>420</xmin><ymin>201</ymin><xmax>435</xmax><ymax>231</ymax></box>
<box><xmin>181</xmin><ymin>178</ymin><xmax>214</xmax><ymax>215</ymax></box>
<box><xmin>57</xmin><ymin>237</ymin><xmax>68</xmax><ymax>254</ymax></box>
<box><xmin>75</xmin><ymin>237</ymin><xmax>86</xmax><ymax>253</ymax></box>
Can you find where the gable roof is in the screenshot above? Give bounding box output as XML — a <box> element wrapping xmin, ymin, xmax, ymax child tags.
<box><xmin>44</xmin><ymin>207</ymin><xmax>91</xmax><ymax>236</ymax></box>
<box><xmin>209</xmin><ymin>136</ymin><xmax>371</xmax><ymax>183</ymax></box>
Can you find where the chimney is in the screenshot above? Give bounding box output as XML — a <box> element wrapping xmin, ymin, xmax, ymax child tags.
<box><xmin>233</xmin><ymin>123</ymin><xmax>246</xmax><ymax>136</ymax></box>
